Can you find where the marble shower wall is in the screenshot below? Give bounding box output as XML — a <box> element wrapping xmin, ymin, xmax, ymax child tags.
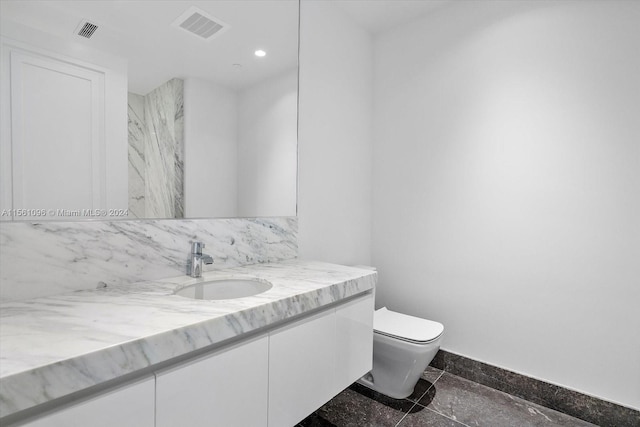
<box><xmin>128</xmin><ymin>93</ymin><xmax>147</xmax><ymax>218</ymax></box>
<box><xmin>127</xmin><ymin>78</ymin><xmax>184</xmax><ymax>219</ymax></box>
<box><xmin>0</xmin><ymin>217</ymin><xmax>298</xmax><ymax>302</ymax></box>
<box><xmin>145</xmin><ymin>78</ymin><xmax>184</xmax><ymax>218</ymax></box>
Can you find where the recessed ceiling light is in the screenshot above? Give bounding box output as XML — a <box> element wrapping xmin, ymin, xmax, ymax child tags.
<box><xmin>254</xmin><ymin>50</ymin><xmax>266</xmax><ymax>57</ymax></box>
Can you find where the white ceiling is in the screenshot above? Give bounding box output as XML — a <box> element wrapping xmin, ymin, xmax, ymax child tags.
<box><xmin>1</xmin><ymin>0</ymin><xmax>451</xmax><ymax>95</ymax></box>
<box><xmin>0</xmin><ymin>0</ymin><xmax>299</xmax><ymax>95</ymax></box>
<box><xmin>332</xmin><ymin>0</ymin><xmax>450</xmax><ymax>35</ymax></box>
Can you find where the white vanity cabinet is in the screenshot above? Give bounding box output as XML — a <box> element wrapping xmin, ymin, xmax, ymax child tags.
<box><xmin>154</xmin><ymin>292</ymin><xmax>373</xmax><ymax>427</ymax></box>
<box><xmin>10</xmin><ymin>291</ymin><xmax>373</xmax><ymax>427</ymax></box>
<box><xmin>155</xmin><ymin>335</ymin><xmax>269</xmax><ymax>427</ymax></box>
<box><xmin>21</xmin><ymin>376</ymin><xmax>154</xmax><ymax>427</ymax></box>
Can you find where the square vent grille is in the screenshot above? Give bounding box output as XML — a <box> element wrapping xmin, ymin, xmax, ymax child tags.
<box><xmin>172</xmin><ymin>6</ymin><xmax>229</xmax><ymax>41</ymax></box>
<box><xmin>75</xmin><ymin>20</ymin><xmax>99</xmax><ymax>38</ymax></box>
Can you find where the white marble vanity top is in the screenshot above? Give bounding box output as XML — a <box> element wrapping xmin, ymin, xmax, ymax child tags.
<box><xmin>0</xmin><ymin>260</ymin><xmax>377</xmax><ymax>418</ymax></box>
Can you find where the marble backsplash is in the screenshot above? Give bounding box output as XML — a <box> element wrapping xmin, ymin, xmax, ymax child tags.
<box><xmin>0</xmin><ymin>217</ymin><xmax>297</xmax><ymax>302</ymax></box>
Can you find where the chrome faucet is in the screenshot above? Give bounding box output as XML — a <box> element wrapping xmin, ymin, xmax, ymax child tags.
<box><xmin>187</xmin><ymin>242</ymin><xmax>213</xmax><ymax>278</ymax></box>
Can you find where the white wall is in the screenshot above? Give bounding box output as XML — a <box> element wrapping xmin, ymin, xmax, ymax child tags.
<box><xmin>237</xmin><ymin>69</ymin><xmax>298</xmax><ymax>217</ymax></box>
<box><xmin>183</xmin><ymin>78</ymin><xmax>237</xmax><ymax>218</ymax></box>
<box><xmin>372</xmin><ymin>0</ymin><xmax>640</xmax><ymax>409</ymax></box>
<box><xmin>298</xmin><ymin>0</ymin><xmax>373</xmax><ymax>265</ymax></box>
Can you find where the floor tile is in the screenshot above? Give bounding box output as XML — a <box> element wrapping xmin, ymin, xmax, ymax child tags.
<box><xmin>406</xmin><ymin>378</ymin><xmax>435</xmax><ymax>404</ymax></box>
<box><xmin>422</xmin><ymin>366</ymin><xmax>445</xmax><ymax>383</ymax></box>
<box><xmin>430</xmin><ymin>350</ymin><xmax>640</xmax><ymax>426</ymax></box>
<box><xmin>417</xmin><ymin>373</ymin><xmax>598</xmax><ymax>427</ymax></box>
<box><xmin>398</xmin><ymin>408</ymin><xmax>467</xmax><ymax>426</ymax></box>
<box><xmin>300</xmin><ymin>369</ymin><xmax>599</xmax><ymax>427</ymax></box>
<box><xmin>349</xmin><ymin>383</ymin><xmax>419</xmax><ymax>413</ymax></box>
<box><xmin>297</xmin><ymin>386</ymin><xmax>409</xmax><ymax>427</ymax></box>
<box><xmin>406</xmin><ymin>366</ymin><xmax>444</xmax><ymax>404</ymax></box>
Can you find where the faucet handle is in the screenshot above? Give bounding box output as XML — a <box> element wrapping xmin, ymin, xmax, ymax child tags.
<box><xmin>191</xmin><ymin>241</ymin><xmax>204</xmax><ymax>255</ymax></box>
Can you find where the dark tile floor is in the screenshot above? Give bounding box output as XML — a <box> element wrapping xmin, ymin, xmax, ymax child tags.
<box><xmin>298</xmin><ymin>367</ymin><xmax>598</xmax><ymax>427</ymax></box>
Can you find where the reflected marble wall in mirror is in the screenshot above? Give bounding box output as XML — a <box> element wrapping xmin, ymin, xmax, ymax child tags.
<box><xmin>0</xmin><ymin>0</ymin><xmax>298</xmax><ymax>221</ymax></box>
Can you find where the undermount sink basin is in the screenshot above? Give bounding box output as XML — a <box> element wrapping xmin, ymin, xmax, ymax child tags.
<box><xmin>174</xmin><ymin>279</ymin><xmax>272</xmax><ymax>300</ymax></box>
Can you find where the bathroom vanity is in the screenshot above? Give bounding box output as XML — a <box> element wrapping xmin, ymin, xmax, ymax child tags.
<box><xmin>0</xmin><ymin>261</ymin><xmax>376</xmax><ymax>426</ymax></box>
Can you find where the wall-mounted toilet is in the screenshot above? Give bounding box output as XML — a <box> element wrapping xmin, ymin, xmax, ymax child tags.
<box><xmin>358</xmin><ymin>307</ymin><xmax>444</xmax><ymax>399</ymax></box>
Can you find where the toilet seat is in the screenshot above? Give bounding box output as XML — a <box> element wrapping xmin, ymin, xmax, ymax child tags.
<box><xmin>374</xmin><ymin>307</ymin><xmax>444</xmax><ymax>344</ymax></box>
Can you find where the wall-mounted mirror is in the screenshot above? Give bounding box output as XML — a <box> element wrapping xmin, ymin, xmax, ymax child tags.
<box><xmin>0</xmin><ymin>0</ymin><xmax>298</xmax><ymax>221</ymax></box>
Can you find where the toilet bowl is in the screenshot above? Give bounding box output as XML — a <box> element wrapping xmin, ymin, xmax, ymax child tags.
<box><xmin>358</xmin><ymin>307</ymin><xmax>444</xmax><ymax>399</ymax></box>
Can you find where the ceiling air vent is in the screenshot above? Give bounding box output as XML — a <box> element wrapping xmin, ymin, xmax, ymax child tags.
<box><xmin>75</xmin><ymin>20</ymin><xmax>98</xmax><ymax>39</ymax></box>
<box><xmin>172</xmin><ymin>6</ymin><xmax>229</xmax><ymax>41</ymax></box>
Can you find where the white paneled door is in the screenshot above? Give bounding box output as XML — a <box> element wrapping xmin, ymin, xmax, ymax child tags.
<box><xmin>0</xmin><ymin>37</ymin><xmax>127</xmax><ymax>220</ymax></box>
<box><xmin>9</xmin><ymin>49</ymin><xmax>106</xmax><ymax>217</ymax></box>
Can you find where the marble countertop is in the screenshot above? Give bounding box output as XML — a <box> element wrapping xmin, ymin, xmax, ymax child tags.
<box><xmin>0</xmin><ymin>260</ymin><xmax>377</xmax><ymax>418</ymax></box>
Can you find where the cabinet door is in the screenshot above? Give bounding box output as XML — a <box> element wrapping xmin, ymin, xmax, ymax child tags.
<box><xmin>268</xmin><ymin>310</ymin><xmax>336</xmax><ymax>427</ymax></box>
<box><xmin>22</xmin><ymin>376</ymin><xmax>154</xmax><ymax>427</ymax></box>
<box><xmin>334</xmin><ymin>293</ymin><xmax>374</xmax><ymax>393</ymax></box>
<box><xmin>156</xmin><ymin>334</ymin><xmax>269</xmax><ymax>427</ymax></box>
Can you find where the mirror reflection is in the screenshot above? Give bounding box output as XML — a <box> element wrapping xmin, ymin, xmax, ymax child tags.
<box><xmin>0</xmin><ymin>0</ymin><xmax>298</xmax><ymax>221</ymax></box>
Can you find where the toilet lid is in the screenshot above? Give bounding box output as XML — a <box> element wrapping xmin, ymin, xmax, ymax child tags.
<box><xmin>374</xmin><ymin>307</ymin><xmax>444</xmax><ymax>343</ymax></box>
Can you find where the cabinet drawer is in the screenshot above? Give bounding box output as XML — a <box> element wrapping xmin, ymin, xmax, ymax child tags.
<box><xmin>156</xmin><ymin>334</ymin><xmax>269</xmax><ymax>427</ymax></box>
<box><xmin>21</xmin><ymin>376</ymin><xmax>154</xmax><ymax>427</ymax></box>
<box><xmin>268</xmin><ymin>309</ymin><xmax>336</xmax><ymax>427</ymax></box>
<box><xmin>335</xmin><ymin>292</ymin><xmax>374</xmax><ymax>392</ymax></box>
